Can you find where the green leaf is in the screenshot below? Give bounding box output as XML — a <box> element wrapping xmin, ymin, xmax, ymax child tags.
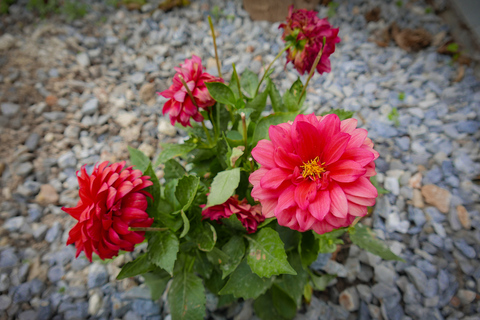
<box><xmin>267</xmin><ymin>78</ymin><xmax>285</xmax><ymax>112</ymax></box>
<box><xmin>229</xmin><ymin>66</ymin><xmax>241</xmax><ymax>99</ymax></box>
<box><xmin>168</xmin><ymin>272</ymin><xmax>206</xmax><ymax>320</ymax></box>
<box><xmin>253</xmin><ymin>289</ymin><xmax>289</xmax><ymax>320</ymax></box>
<box><xmin>245</xmin><ymin>228</ymin><xmax>296</xmax><ymax>277</ymax></box>
<box><xmin>222</xmin><ymin>214</ymin><xmax>246</xmax><ymax>232</ymax></box>
<box><xmin>175</xmin><ymin>175</ymin><xmax>200</xmax><ymax>212</ymax></box>
<box><xmin>283</xmin><ymin>78</ymin><xmax>305</xmax><ymax>112</ymax></box>
<box><xmin>144</xmin><ymin>163</ymin><xmax>161</xmax><ymax>220</ymax></box>
<box><xmin>229</xmin><ymin>147</ymin><xmax>244</xmax><ymax>168</ymax></box>
<box><xmin>194</xmin><ymin>251</ymin><xmax>213</xmax><ymax>280</ymax></box>
<box><xmin>193</xmin><ymin>222</ymin><xmax>217</xmax><ymax>252</ymax></box>
<box><xmin>206</xmin><ymin>247</ymin><xmax>231</xmax><ymax>266</ymax></box>
<box><xmin>148</xmin><ymin>230</ymin><xmax>180</xmax><ymax>275</ymax></box>
<box><xmin>252</xmin><ymin>112</ymin><xmax>297</xmax><ymax>145</ymax></box>
<box><xmin>128</xmin><ymin>146</ymin><xmax>150</xmax><ymax>173</ymax></box>
<box><xmin>180</xmin><ymin>210</ymin><xmax>190</xmax><ymax>238</ymax></box>
<box><xmin>321</xmin><ymin>109</ymin><xmax>354</xmax><ymax>121</ymax></box>
<box><xmin>276</xmin><ymin>252</ymin><xmax>308</xmax><ymax>307</ymax></box>
<box><xmin>349</xmin><ymin>224</ymin><xmax>405</xmax><ymax>262</ymax></box>
<box><xmin>247</xmin><ymin>89</ymin><xmax>269</xmax><ymax>123</ymax></box>
<box><xmin>205</xmin><ymin>82</ymin><xmax>236</xmax><ymax>106</ymax></box>
<box><xmin>316</xmin><ymin>228</ymin><xmax>346</xmax><ymax>254</ymax></box>
<box><xmin>206</xmin><ymin>168</ymin><xmax>240</xmax><ymax>207</ymax></box>
<box><xmin>143</xmin><ymin>269</ymin><xmax>171</xmax><ymax>300</ymax></box>
<box><xmin>220</xmin><ymin>235</ymin><xmax>245</xmax><ymax>279</ymax></box>
<box><xmin>272</xmin><ymin>285</ymin><xmax>298</xmax><ymax>319</ymax></box>
<box><xmin>310</xmin><ymin>272</ymin><xmax>336</xmax><ymax>291</ymax></box>
<box><xmin>164</xmin><ymin>159</ymin><xmax>186</xmax><ymax>181</ymax></box>
<box><xmin>370</xmin><ymin>176</ymin><xmax>389</xmax><ymax>195</ymax></box>
<box><xmin>299</xmin><ymin>231</ymin><xmax>320</xmax><ymax>268</ymax></box>
<box><xmin>165</xmin><ymin>179</ymin><xmax>181</xmax><ymax>211</ymax></box>
<box><xmin>154</xmin><ymin>143</ymin><xmax>196</xmax><ymax>167</ymax></box>
<box><xmin>219</xmin><ymin>260</ymin><xmax>274</xmax><ymax>299</ymax></box>
<box><xmin>240</xmin><ymin>69</ymin><xmax>259</xmax><ymax>98</ymax></box>
<box><xmin>116</xmin><ymin>253</ymin><xmax>155</xmax><ymax>280</ymax></box>
<box><xmin>225</xmin><ymin>130</ymin><xmax>243</xmax><ymax>147</ymax></box>
<box><xmin>257</xmin><ymin>217</ymin><xmax>275</xmax><ymax>229</ymax></box>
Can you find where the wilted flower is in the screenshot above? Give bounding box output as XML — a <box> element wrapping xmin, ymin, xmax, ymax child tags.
<box><xmin>279</xmin><ymin>6</ymin><xmax>340</xmax><ymax>75</ymax></box>
<box><xmin>202</xmin><ymin>195</ymin><xmax>265</xmax><ymax>234</ymax></box>
<box><xmin>159</xmin><ymin>55</ymin><xmax>223</xmax><ymax>127</ymax></box>
<box><xmin>249</xmin><ymin>113</ymin><xmax>378</xmax><ymax>235</ymax></box>
<box><xmin>63</xmin><ymin>161</ymin><xmax>154</xmax><ymax>261</ymax></box>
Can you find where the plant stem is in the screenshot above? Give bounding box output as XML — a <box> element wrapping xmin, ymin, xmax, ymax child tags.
<box><xmin>201</xmin><ymin>120</ymin><xmax>212</xmax><ymax>145</ymax></box>
<box><xmin>351</xmin><ymin>216</ymin><xmax>362</xmax><ymax>228</ymax></box>
<box><xmin>297</xmin><ymin>37</ymin><xmax>326</xmax><ymax>104</ymax></box>
<box><xmin>232</xmin><ymin>63</ymin><xmax>243</xmax><ymax>100</ymax></box>
<box><xmin>178</xmin><ymin>75</ymin><xmax>199</xmax><ymax>109</ymax></box>
<box><xmin>241</xmin><ymin>112</ymin><xmax>247</xmax><ymax>148</ymax></box>
<box><xmin>254</xmin><ymin>44</ymin><xmax>291</xmax><ymax>97</ymax></box>
<box><xmin>129</xmin><ymin>227</ymin><xmax>168</xmax><ymax>232</ymax></box>
<box><xmin>208</xmin><ymin>16</ymin><xmax>222</xmax><ymax>79</ymax></box>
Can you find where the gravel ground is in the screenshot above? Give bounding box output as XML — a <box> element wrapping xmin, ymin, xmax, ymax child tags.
<box><xmin>0</xmin><ymin>0</ymin><xmax>479</xmax><ymax>319</ymax></box>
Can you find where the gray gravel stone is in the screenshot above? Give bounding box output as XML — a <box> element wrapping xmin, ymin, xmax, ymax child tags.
<box><xmin>1</xmin><ymin>102</ymin><xmax>20</xmax><ymax>117</ymax></box>
<box><xmin>82</xmin><ymin>98</ymin><xmax>99</xmax><ymax>115</ymax></box>
<box><xmin>88</xmin><ymin>264</ymin><xmax>108</xmax><ymax>289</ymax></box>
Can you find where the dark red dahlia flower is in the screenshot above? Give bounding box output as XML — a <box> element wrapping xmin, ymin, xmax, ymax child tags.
<box><xmin>279</xmin><ymin>6</ymin><xmax>341</xmax><ymax>75</ymax></box>
<box><xmin>202</xmin><ymin>195</ymin><xmax>265</xmax><ymax>234</ymax></box>
<box><xmin>159</xmin><ymin>55</ymin><xmax>223</xmax><ymax>127</ymax></box>
<box><xmin>62</xmin><ymin>161</ymin><xmax>154</xmax><ymax>261</ymax></box>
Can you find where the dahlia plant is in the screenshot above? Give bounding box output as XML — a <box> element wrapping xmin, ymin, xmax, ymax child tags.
<box><xmin>63</xmin><ymin>7</ymin><xmax>403</xmax><ymax>320</ymax></box>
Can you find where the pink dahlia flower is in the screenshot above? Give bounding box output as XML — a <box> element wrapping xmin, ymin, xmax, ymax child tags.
<box><xmin>159</xmin><ymin>55</ymin><xmax>223</xmax><ymax>127</ymax></box>
<box><xmin>63</xmin><ymin>161</ymin><xmax>154</xmax><ymax>261</ymax></box>
<box><xmin>249</xmin><ymin>114</ymin><xmax>379</xmax><ymax>235</ymax></box>
<box><xmin>202</xmin><ymin>195</ymin><xmax>265</xmax><ymax>234</ymax></box>
<box><xmin>279</xmin><ymin>6</ymin><xmax>341</xmax><ymax>75</ymax></box>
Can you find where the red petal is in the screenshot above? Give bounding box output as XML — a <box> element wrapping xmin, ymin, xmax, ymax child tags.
<box><xmin>292</xmin><ymin>120</ymin><xmax>321</xmax><ymax>162</ymax></box>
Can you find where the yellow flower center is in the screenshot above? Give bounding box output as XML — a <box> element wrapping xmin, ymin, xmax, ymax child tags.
<box><xmin>300</xmin><ymin>157</ymin><xmax>325</xmax><ymax>180</ymax></box>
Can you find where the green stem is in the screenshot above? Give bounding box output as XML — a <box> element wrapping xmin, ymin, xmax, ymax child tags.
<box><xmin>208</xmin><ymin>16</ymin><xmax>222</xmax><ymax>79</ymax></box>
<box><xmin>241</xmin><ymin>112</ymin><xmax>247</xmax><ymax>148</ymax></box>
<box><xmin>254</xmin><ymin>44</ymin><xmax>291</xmax><ymax>97</ymax></box>
<box><xmin>232</xmin><ymin>63</ymin><xmax>243</xmax><ymax>100</ymax></box>
<box><xmin>178</xmin><ymin>75</ymin><xmax>199</xmax><ymax>109</ymax></box>
<box><xmin>297</xmin><ymin>37</ymin><xmax>326</xmax><ymax>104</ymax></box>
<box><xmin>351</xmin><ymin>216</ymin><xmax>362</xmax><ymax>228</ymax></box>
<box><xmin>201</xmin><ymin>120</ymin><xmax>212</xmax><ymax>144</ymax></box>
<box><xmin>129</xmin><ymin>227</ymin><xmax>168</xmax><ymax>232</ymax></box>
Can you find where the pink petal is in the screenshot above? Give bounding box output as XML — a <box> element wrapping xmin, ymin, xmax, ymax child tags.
<box><xmin>347</xmin><ymin>128</ymin><xmax>368</xmax><ymax>149</ymax></box>
<box><xmin>261</xmin><ymin>199</ymin><xmax>277</xmax><ymax>218</ymax></box>
<box><xmin>294</xmin><ymin>180</ymin><xmax>317</xmax><ymax>210</ymax></box>
<box><xmin>274</xmin><ymin>147</ymin><xmax>303</xmax><ymax>170</ymax></box>
<box><xmin>329</xmin><ymin>183</ymin><xmax>348</xmax><ymax>218</ymax></box>
<box><xmin>249</xmin><ymin>167</ymin><xmax>268</xmax><ymax>187</ymax></box>
<box><xmin>328</xmin><ymin>160</ymin><xmax>367</xmax><ymax>183</ymax></box>
<box><xmin>260</xmin><ymin>168</ymin><xmax>290</xmax><ymax>189</ymax></box>
<box><xmin>340</xmin><ymin>118</ymin><xmax>358</xmax><ymax>133</ymax></box>
<box><xmin>345</xmin><ymin>194</ymin><xmax>376</xmax><ymax>206</ymax></box>
<box><xmin>296</xmin><ymin>208</ymin><xmax>316</xmax><ymax>231</ymax></box>
<box><xmin>340</xmin><ymin>177</ymin><xmax>378</xmax><ymax>199</ymax></box>
<box><xmin>276</xmin><ymin>185</ymin><xmax>296</xmax><ymax>213</ymax></box>
<box><xmin>269</xmin><ymin>124</ymin><xmax>293</xmax><ymax>150</ymax></box>
<box><xmin>312</xmin><ymin>220</ymin><xmax>334</xmax><ymax>235</ymax></box>
<box><xmin>292</xmin><ymin>120</ymin><xmax>321</xmax><ymax>162</ymax></box>
<box><xmin>251</xmin><ymin>140</ymin><xmax>276</xmax><ymax>169</ymax></box>
<box><xmin>322</xmin><ymin>132</ymin><xmax>350</xmax><ymax>165</ymax></box>
<box><xmin>339</xmin><ymin>148</ymin><xmax>375</xmax><ymax>167</ymax></box>
<box><xmin>308</xmin><ymin>190</ymin><xmax>330</xmax><ymax>221</ymax></box>
<box><xmin>348</xmin><ymin>201</ymin><xmax>368</xmax><ymax>217</ymax></box>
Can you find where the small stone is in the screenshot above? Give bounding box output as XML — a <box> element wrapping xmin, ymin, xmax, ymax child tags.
<box><xmin>412</xmin><ymin>189</ymin><xmax>425</xmax><ymax>208</ymax></box>
<box><xmin>35</xmin><ymin>184</ymin><xmax>59</xmax><ymax>205</ymax></box>
<box><xmin>138</xmin><ymin>142</ymin><xmax>155</xmax><ymax>158</ymax></box>
<box><xmin>421</xmin><ymin>184</ymin><xmax>451</xmax><ymax>213</ymax></box>
<box><xmin>139</xmin><ymin>82</ymin><xmax>156</xmax><ymax>104</ymax></box>
<box><xmin>77</xmin><ymin>52</ymin><xmax>90</xmax><ymax>67</ymax></box>
<box><xmin>4</xmin><ymin>216</ymin><xmax>25</xmax><ymax>232</ymax></box>
<box><xmin>82</xmin><ymin>98</ymin><xmax>99</xmax><ymax>115</ymax></box>
<box><xmin>374</xmin><ymin>265</ymin><xmax>397</xmax><ymax>285</ymax></box>
<box><xmin>25</xmin><ymin>133</ymin><xmax>40</xmax><ymax>151</ymax></box>
<box><xmin>1</xmin><ymin>102</ymin><xmax>20</xmax><ymax>117</ymax></box>
<box><xmin>322</xmin><ymin>260</ymin><xmax>348</xmax><ymax>277</ymax></box>
<box><xmin>13</xmin><ymin>282</ymin><xmax>32</xmax><ymax>303</ymax></box>
<box><xmin>45</xmin><ymin>95</ymin><xmax>58</xmax><ymax>106</ymax></box>
<box><xmin>45</xmin><ymin>222</ymin><xmax>61</xmax><ymax>243</ymax></box>
<box><xmin>18</xmin><ymin>310</ymin><xmax>38</xmax><ymax>320</ymax></box>
<box><xmin>115</xmin><ymin>112</ymin><xmax>137</xmax><ymax>128</ymax></box>
<box><xmin>0</xmin><ymin>274</ymin><xmax>10</xmax><ymax>291</ymax></box>
<box><xmin>356</xmin><ymin>284</ymin><xmax>372</xmax><ymax>303</ymax></box>
<box><xmin>47</xmin><ymin>266</ymin><xmax>64</xmax><ymax>283</ymax></box>
<box><xmin>339</xmin><ymin>287</ymin><xmax>359</xmax><ymax>311</ymax></box>
<box><xmin>457</xmin><ymin>289</ymin><xmax>476</xmax><ymax>305</ymax></box>
<box><xmin>454</xmin><ymin>239</ymin><xmax>476</xmax><ymax>258</ymax></box>
<box><xmin>409</xmin><ymin>172</ymin><xmax>422</xmax><ymax>189</ymax></box>
<box><xmin>157</xmin><ymin>118</ymin><xmax>177</xmax><ymax>137</ymax></box>
<box><xmin>384</xmin><ymin>177</ymin><xmax>399</xmax><ymax>195</ymax></box>
<box><xmin>0</xmin><ymin>34</ymin><xmax>15</xmax><ymax>51</ymax></box>
<box><xmin>15</xmin><ymin>162</ymin><xmax>34</xmax><ymax>177</ymax></box>
<box><xmin>0</xmin><ymin>294</ymin><xmax>11</xmax><ymax>310</ymax></box>
<box><xmin>88</xmin><ymin>264</ymin><xmax>108</xmax><ymax>289</ymax></box>
<box><xmin>456</xmin><ymin>205</ymin><xmax>471</xmax><ymax>229</ymax></box>
<box><xmin>130</xmin><ymin>72</ymin><xmax>145</xmax><ymax>85</ymax></box>
<box><xmin>405</xmin><ymin>266</ymin><xmax>428</xmax><ymax>296</ymax></box>
<box><xmin>88</xmin><ymin>292</ymin><xmax>102</xmax><ymax>315</ymax></box>
<box><xmin>58</xmin><ymin>151</ymin><xmax>77</xmax><ymax>168</ymax></box>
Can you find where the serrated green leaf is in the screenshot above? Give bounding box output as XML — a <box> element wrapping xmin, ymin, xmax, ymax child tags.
<box><xmin>222</xmin><ymin>214</ymin><xmax>246</xmax><ymax>232</ymax></box>
<box><xmin>143</xmin><ymin>269</ymin><xmax>171</xmax><ymax>300</ymax></box>
<box><xmin>175</xmin><ymin>175</ymin><xmax>200</xmax><ymax>212</ymax></box>
<box><xmin>220</xmin><ymin>235</ymin><xmax>245</xmax><ymax>279</ymax></box>
<box><xmin>299</xmin><ymin>231</ymin><xmax>320</xmax><ymax>268</ymax></box>
<box><xmin>245</xmin><ymin>228</ymin><xmax>296</xmax><ymax>277</ymax></box>
<box><xmin>205</xmin><ymin>82</ymin><xmax>236</xmax><ymax>106</ymax></box>
<box><xmin>267</xmin><ymin>78</ymin><xmax>285</xmax><ymax>112</ymax></box>
<box><xmin>192</xmin><ymin>222</ymin><xmax>217</xmax><ymax>252</ymax></box>
<box><xmin>253</xmin><ymin>289</ymin><xmax>289</xmax><ymax>320</ymax></box>
<box><xmin>321</xmin><ymin>109</ymin><xmax>354</xmax><ymax>121</ymax></box>
<box><xmin>316</xmin><ymin>228</ymin><xmax>345</xmax><ymax>253</ymax></box>
<box><xmin>349</xmin><ymin>224</ymin><xmax>405</xmax><ymax>262</ymax></box>
<box><xmin>128</xmin><ymin>146</ymin><xmax>150</xmax><ymax>173</ymax></box>
<box><xmin>164</xmin><ymin>159</ymin><xmax>186</xmax><ymax>181</ymax></box>
<box><xmin>276</xmin><ymin>251</ymin><xmax>308</xmax><ymax>307</ymax></box>
<box><xmin>165</xmin><ymin>179</ymin><xmax>181</xmax><ymax>211</ymax></box>
<box><xmin>180</xmin><ymin>210</ymin><xmax>190</xmax><ymax>238</ymax></box>
<box><xmin>168</xmin><ymin>272</ymin><xmax>206</xmax><ymax>320</ymax></box>
<box><xmin>154</xmin><ymin>143</ymin><xmax>196</xmax><ymax>167</ymax></box>
<box><xmin>206</xmin><ymin>168</ymin><xmax>240</xmax><ymax>207</ymax></box>
<box><xmin>194</xmin><ymin>251</ymin><xmax>213</xmax><ymax>280</ymax></box>
<box><xmin>252</xmin><ymin>112</ymin><xmax>297</xmax><ymax>145</ymax></box>
<box><xmin>219</xmin><ymin>260</ymin><xmax>274</xmax><ymax>299</ymax></box>
<box><xmin>310</xmin><ymin>272</ymin><xmax>336</xmax><ymax>291</ymax></box>
<box><xmin>116</xmin><ymin>253</ymin><xmax>155</xmax><ymax>280</ymax></box>
<box><xmin>240</xmin><ymin>69</ymin><xmax>259</xmax><ymax>98</ymax></box>
<box><xmin>148</xmin><ymin>230</ymin><xmax>179</xmax><ymax>275</ymax></box>
<box><xmin>247</xmin><ymin>89</ymin><xmax>269</xmax><ymax>123</ymax></box>
<box><xmin>272</xmin><ymin>285</ymin><xmax>297</xmax><ymax>319</ymax></box>
<box><xmin>143</xmin><ymin>163</ymin><xmax>161</xmax><ymax>220</ymax></box>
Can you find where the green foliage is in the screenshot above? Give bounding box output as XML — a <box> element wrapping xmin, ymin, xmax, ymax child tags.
<box><xmin>205</xmin><ymin>82</ymin><xmax>236</xmax><ymax>107</ymax></box>
<box><xmin>128</xmin><ymin>146</ymin><xmax>150</xmax><ymax>173</ymax></box>
<box><xmin>252</xmin><ymin>112</ymin><xmax>297</xmax><ymax>145</ymax></box>
<box><xmin>116</xmin><ymin>253</ymin><xmax>155</xmax><ymax>280</ymax></box>
<box><xmin>143</xmin><ymin>269</ymin><xmax>171</xmax><ymax>300</ymax></box>
<box><xmin>321</xmin><ymin>109</ymin><xmax>354</xmax><ymax>121</ymax></box>
<box><xmin>398</xmin><ymin>92</ymin><xmax>405</xmax><ymax>101</ymax></box>
<box><xmin>154</xmin><ymin>143</ymin><xmax>196</xmax><ymax>167</ymax></box>
<box><xmin>220</xmin><ymin>235</ymin><xmax>245</xmax><ymax>279</ymax></box>
<box><xmin>310</xmin><ymin>272</ymin><xmax>336</xmax><ymax>291</ymax></box>
<box><xmin>349</xmin><ymin>224</ymin><xmax>405</xmax><ymax>262</ymax></box>
<box><xmin>246</xmin><ymin>89</ymin><xmax>269</xmax><ymax>122</ymax></box>
<box><xmin>175</xmin><ymin>175</ymin><xmax>199</xmax><ymax>212</ymax></box>
<box><xmin>191</xmin><ymin>222</ymin><xmax>217</xmax><ymax>252</ymax></box>
<box><xmin>168</xmin><ymin>272</ymin><xmax>206</xmax><ymax>320</ymax></box>
<box><xmin>0</xmin><ymin>0</ymin><xmax>16</xmax><ymax>14</ymax></box>
<box><xmin>267</xmin><ymin>78</ymin><xmax>285</xmax><ymax>112</ymax></box>
<box><xmin>245</xmin><ymin>228</ymin><xmax>296</xmax><ymax>278</ymax></box>
<box><xmin>61</xmin><ymin>0</ymin><xmax>88</xmax><ymax>21</ymax></box>
<box><xmin>327</xmin><ymin>2</ymin><xmax>339</xmax><ymax>18</ymax></box>
<box><xmin>164</xmin><ymin>159</ymin><xmax>186</xmax><ymax>181</ymax></box>
<box><xmin>299</xmin><ymin>231</ymin><xmax>320</xmax><ymax>267</ymax></box>
<box><xmin>283</xmin><ymin>78</ymin><xmax>305</xmax><ymax>112</ymax></box>
<box><xmin>370</xmin><ymin>176</ymin><xmax>389</xmax><ymax>195</ymax></box>
<box><xmin>240</xmin><ymin>69</ymin><xmax>259</xmax><ymax>98</ymax></box>
<box><xmin>395</xmin><ymin>0</ymin><xmax>403</xmax><ymax>7</ymax></box>
<box><xmin>387</xmin><ymin>107</ymin><xmax>400</xmax><ymax>127</ymax></box>
<box><xmin>206</xmin><ymin>168</ymin><xmax>240</xmax><ymax>207</ymax></box>
<box><xmin>148</xmin><ymin>230</ymin><xmax>180</xmax><ymax>275</ymax></box>
<box><xmin>317</xmin><ymin>228</ymin><xmax>345</xmax><ymax>253</ymax></box>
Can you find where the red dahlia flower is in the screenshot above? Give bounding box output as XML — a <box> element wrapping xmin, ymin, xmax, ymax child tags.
<box><xmin>279</xmin><ymin>6</ymin><xmax>341</xmax><ymax>75</ymax></box>
<box><xmin>159</xmin><ymin>55</ymin><xmax>223</xmax><ymax>127</ymax></box>
<box><xmin>62</xmin><ymin>161</ymin><xmax>154</xmax><ymax>261</ymax></box>
<box><xmin>249</xmin><ymin>114</ymin><xmax>379</xmax><ymax>235</ymax></box>
<box><xmin>202</xmin><ymin>195</ymin><xmax>265</xmax><ymax>234</ymax></box>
